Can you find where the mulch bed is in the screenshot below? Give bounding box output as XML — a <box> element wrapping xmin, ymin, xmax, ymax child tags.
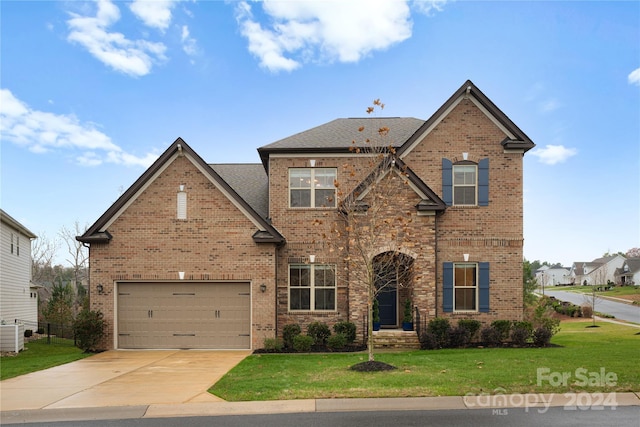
<box><xmin>349</xmin><ymin>360</ymin><xmax>397</xmax><ymax>372</ymax></box>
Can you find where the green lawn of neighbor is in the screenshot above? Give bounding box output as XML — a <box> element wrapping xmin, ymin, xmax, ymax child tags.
<box><xmin>0</xmin><ymin>338</ymin><xmax>91</xmax><ymax>381</ymax></box>
<box><xmin>210</xmin><ymin>321</ymin><xmax>640</xmax><ymax>401</ymax></box>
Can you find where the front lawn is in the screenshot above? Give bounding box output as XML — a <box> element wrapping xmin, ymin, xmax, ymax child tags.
<box><xmin>210</xmin><ymin>321</ymin><xmax>639</xmax><ymax>401</ymax></box>
<box><xmin>551</xmin><ymin>285</ymin><xmax>640</xmax><ymax>302</ymax></box>
<box><xmin>0</xmin><ymin>338</ymin><xmax>91</xmax><ymax>381</ymax></box>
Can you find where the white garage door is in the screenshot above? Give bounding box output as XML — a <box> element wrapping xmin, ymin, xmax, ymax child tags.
<box><xmin>117</xmin><ymin>282</ymin><xmax>250</xmax><ymax>349</ymax></box>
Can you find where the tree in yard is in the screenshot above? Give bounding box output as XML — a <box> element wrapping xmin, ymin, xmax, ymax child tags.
<box><xmin>43</xmin><ymin>280</ymin><xmax>75</xmax><ymax>327</ymax></box>
<box><xmin>522</xmin><ymin>259</ymin><xmax>537</xmax><ymax>307</ymax></box>
<box><xmin>31</xmin><ymin>231</ymin><xmax>60</xmax><ymax>287</ymax></box>
<box><xmin>60</xmin><ymin>221</ymin><xmax>89</xmax><ymax>311</ymax></box>
<box><xmin>317</xmin><ymin>99</ymin><xmax>418</xmax><ymax>366</ymax></box>
<box><xmin>583</xmin><ymin>265</ymin><xmax>607</xmax><ymax>327</ymax></box>
<box><xmin>626</xmin><ymin>247</ymin><xmax>640</xmax><ymax>258</ymax></box>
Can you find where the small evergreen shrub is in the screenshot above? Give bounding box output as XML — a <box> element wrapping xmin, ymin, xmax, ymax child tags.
<box><xmin>263</xmin><ymin>337</ymin><xmax>284</xmax><ymax>351</ymax></box>
<box><xmin>327</xmin><ymin>333</ymin><xmax>348</xmax><ymax>350</ymax></box>
<box><xmin>37</xmin><ymin>327</ymin><xmax>44</xmax><ymax>334</ymax></box>
<box><xmin>419</xmin><ymin>332</ymin><xmax>439</xmax><ymax>350</ymax></box>
<box><xmin>490</xmin><ymin>320</ymin><xmax>512</xmax><ymax>341</ymax></box>
<box><xmin>73</xmin><ymin>309</ymin><xmax>106</xmax><ymax>353</ymax></box>
<box><xmin>426</xmin><ymin>317</ymin><xmax>451</xmax><ymax>349</ymax></box>
<box><xmin>457</xmin><ymin>319</ymin><xmax>481</xmax><ymax>342</ymax></box>
<box><xmin>293</xmin><ymin>334</ymin><xmax>314</xmax><ymax>352</ymax></box>
<box><xmin>480</xmin><ymin>326</ymin><xmax>503</xmax><ymax>347</ymax></box>
<box><xmin>511</xmin><ymin>321</ymin><xmax>533</xmax><ymax>346</ymax></box>
<box><xmin>532</xmin><ymin>327</ymin><xmax>553</xmax><ymax>347</ymax></box>
<box><xmin>283</xmin><ymin>324</ymin><xmax>301</xmax><ymax>349</ymax></box>
<box><xmin>333</xmin><ymin>321</ymin><xmax>356</xmax><ymax>343</ymax></box>
<box><xmin>307</xmin><ymin>321</ymin><xmax>331</xmax><ymax>346</ymax></box>
<box><xmin>448</xmin><ymin>326</ymin><xmax>471</xmax><ymax>348</ymax></box>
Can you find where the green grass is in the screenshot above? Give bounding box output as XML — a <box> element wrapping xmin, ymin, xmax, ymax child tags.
<box><xmin>551</xmin><ymin>285</ymin><xmax>640</xmax><ymax>298</ymax></box>
<box><xmin>0</xmin><ymin>338</ymin><xmax>91</xmax><ymax>381</ymax></box>
<box><xmin>210</xmin><ymin>321</ymin><xmax>640</xmax><ymax>401</ymax></box>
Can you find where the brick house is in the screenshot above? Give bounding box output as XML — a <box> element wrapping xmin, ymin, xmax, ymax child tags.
<box><xmin>78</xmin><ymin>80</ymin><xmax>534</xmax><ymax>350</ymax></box>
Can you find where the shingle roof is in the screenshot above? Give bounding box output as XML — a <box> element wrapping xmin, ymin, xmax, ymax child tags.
<box><xmin>210</xmin><ymin>164</ymin><xmax>269</xmax><ymax>219</ymax></box>
<box><xmin>258</xmin><ymin>117</ymin><xmax>425</xmax><ymax>166</ymax></box>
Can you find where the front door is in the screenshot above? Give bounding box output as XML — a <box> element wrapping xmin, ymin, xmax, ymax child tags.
<box><xmin>377</xmin><ymin>285</ymin><xmax>397</xmax><ymax>327</ymax></box>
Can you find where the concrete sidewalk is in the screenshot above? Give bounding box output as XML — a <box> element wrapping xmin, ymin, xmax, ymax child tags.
<box><xmin>2</xmin><ymin>393</ymin><xmax>639</xmax><ymax>423</ymax></box>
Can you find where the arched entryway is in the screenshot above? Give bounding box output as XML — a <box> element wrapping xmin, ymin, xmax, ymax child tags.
<box><xmin>373</xmin><ymin>252</ymin><xmax>414</xmax><ymax>328</ymax></box>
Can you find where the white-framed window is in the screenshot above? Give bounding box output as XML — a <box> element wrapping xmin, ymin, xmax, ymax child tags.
<box><xmin>289</xmin><ymin>264</ymin><xmax>336</xmax><ymax>311</ymax></box>
<box><xmin>454</xmin><ymin>263</ymin><xmax>477</xmax><ymax>311</ymax></box>
<box><xmin>453</xmin><ymin>164</ymin><xmax>477</xmax><ymax>206</ymax></box>
<box><xmin>289</xmin><ymin>168</ymin><xmax>337</xmax><ymax>208</ymax></box>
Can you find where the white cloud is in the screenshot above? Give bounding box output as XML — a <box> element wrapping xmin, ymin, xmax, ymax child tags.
<box><xmin>539</xmin><ymin>98</ymin><xmax>560</xmax><ymax>113</ymax></box>
<box><xmin>412</xmin><ymin>0</ymin><xmax>448</xmax><ymax>16</ymax></box>
<box><xmin>0</xmin><ymin>89</ymin><xmax>158</xmax><ymax>168</ymax></box>
<box><xmin>530</xmin><ymin>144</ymin><xmax>577</xmax><ymax>165</ymax></box>
<box><xmin>181</xmin><ymin>25</ymin><xmax>199</xmax><ymax>59</ymax></box>
<box><xmin>129</xmin><ymin>0</ymin><xmax>178</xmax><ymax>31</ymax></box>
<box><xmin>66</xmin><ymin>0</ymin><xmax>167</xmax><ymax>77</ymax></box>
<box><xmin>628</xmin><ymin>67</ymin><xmax>640</xmax><ymax>86</ymax></box>
<box><xmin>235</xmin><ymin>0</ymin><xmax>417</xmax><ymax>72</ymax></box>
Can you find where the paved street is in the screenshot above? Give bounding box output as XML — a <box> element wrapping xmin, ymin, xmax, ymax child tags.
<box><xmin>543</xmin><ymin>290</ymin><xmax>640</xmax><ymax>324</ymax></box>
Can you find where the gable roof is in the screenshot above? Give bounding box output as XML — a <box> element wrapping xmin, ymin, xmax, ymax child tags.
<box><xmin>77</xmin><ymin>138</ymin><xmax>284</xmax><ymax>245</ymax></box>
<box><xmin>257</xmin><ymin>117</ymin><xmax>425</xmax><ymax>168</ymax></box>
<box><xmin>341</xmin><ymin>155</ymin><xmax>446</xmax><ymax>214</ymax></box>
<box><xmin>397</xmin><ymin>80</ymin><xmax>535</xmax><ymax>158</ymax></box>
<box><xmin>0</xmin><ymin>209</ymin><xmax>36</xmax><ymax>239</ymax></box>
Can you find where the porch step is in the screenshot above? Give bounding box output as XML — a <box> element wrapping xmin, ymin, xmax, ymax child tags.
<box><xmin>372</xmin><ymin>329</ymin><xmax>421</xmax><ymax>349</ymax></box>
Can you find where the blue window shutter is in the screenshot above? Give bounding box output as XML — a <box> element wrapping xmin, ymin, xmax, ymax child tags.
<box><xmin>442</xmin><ymin>158</ymin><xmax>452</xmax><ymax>206</ymax></box>
<box><xmin>443</xmin><ymin>262</ymin><xmax>453</xmax><ymax>312</ymax></box>
<box><xmin>479</xmin><ymin>262</ymin><xmax>490</xmax><ymax>312</ymax></box>
<box><xmin>478</xmin><ymin>158</ymin><xmax>489</xmax><ymax>206</ymax></box>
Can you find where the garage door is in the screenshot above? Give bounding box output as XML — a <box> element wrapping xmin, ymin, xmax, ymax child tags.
<box><xmin>117</xmin><ymin>282</ymin><xmax>250</xmax><ymax>349</ymax></box>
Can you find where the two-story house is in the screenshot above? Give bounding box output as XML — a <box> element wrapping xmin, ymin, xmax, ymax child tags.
<box><xmin>78</xmin><ymin>80</ymin><xmax>534</xmax><ymax>350</ymax></box>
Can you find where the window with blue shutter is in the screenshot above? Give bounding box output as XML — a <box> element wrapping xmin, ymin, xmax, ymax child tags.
<box><xmin>443</xmin><ymin>157</ymin><xmax>489</xmax><ymax>206</ymax></box>
<box><xmin>478</xmin><ymin>158</ymin><xmax>489</xmax><ymax>206</ymax></box>
<box><xmin>478</xmin><ymin>262</ymin><xmax>490</xmax><ymax>312</ymax></box>
<box><xmin>443</xmin><ymin>261</ymin><xmax>490</xmax><ymax>312</ymax></box>
<box><xmin>441</xmin><ymin>159</ymin><xmax>452</xmax><ymax>206</ymax></box>
<box><xmin>443</xmin><ymin>262</ymin><xmax>453</xmax><ymax>312</ymax></box>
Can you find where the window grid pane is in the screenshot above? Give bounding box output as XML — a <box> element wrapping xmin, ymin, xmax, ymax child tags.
<box><xmin>454</xmin><ymin>263</ymin><xmax>477</xmax><ymax>311</ymax></box>
<box><xmin>289</xmin><ymin>168</ymin><xmax>336</xmax><ymax>208</ymax></box>
<box><xmin>453</xmin><ymin>165</ymin><xmax>477</xmax><ymax>206</ymax></box>
<box><xmin>289</xmin><ymin>264</ymin><xmax>335</xmax><ymax>311</ymax></box>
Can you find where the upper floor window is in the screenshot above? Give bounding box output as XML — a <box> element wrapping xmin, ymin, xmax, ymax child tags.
<box><xmin>289</xmin><ymin>264</ymin><xmax>336</xmax><ymax>311</ymax></box>
<box><xmin>289</xmin><ymin>168</ymin><xmax>336</xmax><ymax>208</ymax></box>
<box><xmin>453</xmin><ymin>165</ymin><xmax>477</xmax><ymax>205</ymax></box>
<box><xmin>10</xmin><ymin>233</ymin><xmax>14</xmax><ymax>254</ymax></box>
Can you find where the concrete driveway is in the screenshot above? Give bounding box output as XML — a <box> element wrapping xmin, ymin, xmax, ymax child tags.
<box><xmin>0</xmin><ymin>350</ymin><xmax>250</xmax><ymax>411</ymax></box>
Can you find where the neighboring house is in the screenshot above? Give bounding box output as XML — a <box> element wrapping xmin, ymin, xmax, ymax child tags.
<box><xmin>568</xmin><ymin>255</ymin><xmax>626</xmax><ymax>286</ymax></box>
<box><xmin>78</xmin><ymin>80</ymin><xmax>535</xmax><ymax>350</ymax></box>
<box><xmin>0</xmin><ymin>209</ymin><xmax>37</xmax><ymax>324</ymax></box>
<box><xmin>535</xmin><ymin>265</ymin><xmax>570</xmax><ymax>287</ymax></box>
<box><xmin>614</xmin><ymin>258</ymin><xmax>640</xmax><ymax>286</ymax></box>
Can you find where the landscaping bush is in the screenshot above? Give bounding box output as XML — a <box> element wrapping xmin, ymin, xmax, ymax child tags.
<box><xmin>532</xmin><ymin>327</ymin><xmax>553</xmax><ymax>347</ymax></box>
<box><xmin>419</xmin><ymin>332</ymin><xmax>439</xmax><ymax>350</ymax></box>
<box><xmin>283</xmin><ymin>324</ymin><xmax>301</xmax><ymax>349</ymax></box>
<box><xmin>293</xmin><ymin>334</ymin><xmax>314</xmax><ymax>352</ymax></box>
<box><xmin>511</xmin><ymin>321</ymin><xmax>533</xmax><ymax>346</ymax></box>
<box><xmin>448</xmin><ymin>326</ymin><xmax>471</xmax><ymax>348</ymax></box>
<box><xmin>480</xmin><ymin>326</ymin><xmax>503</xmax><ymax>347</ymax></box>
<box><xmin>73</xmin><ymin>309</ymin><xmax>106</xmax><ymax>353</ymax></box>
<box><xmin>327</xmin><ymin>333</ymin><xmax>347</xmax><ymax>351</ymax></box>
<box><xmin>490</xmin><ymin>320</ymin><xmax>512</xmax><ymax>341</ymax></box>
<box><xmin>333</xmin><ymin>321</ymin><xmax>356</xmax><ymax>343</ymax></box>
<box><xmin>307</xmin><ymin>321</ymin><xmax>331</xmax><ymax>346</ymax></box>
<box><xmin>581</xmin><ymin>305</ymin><xmax>593</xmax><ymax>318</ymax></box>
<box><xmin>457</xmin><ymin>319</ymin><xmax>481</xmax><ymax>342</ymax></box>
<box><xmin>426</xmin><ymin>317</ymin><xmax>451</xmax><ymax>349</ymax></box>
<box><xmin>37</xmin><ymin>327</ymin><xmax>44</xmax><ymax>334</ymax></box>
<box><xmin>263</xmin><ymin>337</ymin><xmax>284</xmax><ymax>352</ymax></box>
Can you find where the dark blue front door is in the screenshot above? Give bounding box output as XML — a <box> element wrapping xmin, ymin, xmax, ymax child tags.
<box><xmin>377</xmin><ymin>286</ymin><xmax>397</xmax><ymax>327</ymax></box>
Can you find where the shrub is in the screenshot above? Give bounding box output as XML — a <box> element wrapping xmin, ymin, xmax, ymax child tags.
<box><xmin>448</xmin><ymin>326</ymin><xmax>471</xmax><ymax>348</ymax></box>
<box><xmin>282</xmin><ymin>324</ymin><xmax>301</xmax><ymax>349</ymax></box>
<box><xmin>532</xmin><ymin>327</ymin><xmax>553</xmax><ymax>347</ymax></box>
<box><xmin>327</xmin><ymin>333</ymin><xmax>348</xmax><ymax>351</ymax></box>
<box><xmin>307</xmin><ymin>321</ymin><xmax>331</xmax><ymax>346</ymax></box>
<box><xmin>263</xmin><ymin>337</ymin><xmax>283</xmax><ymax>351</ymax></box>
<box><xmin>333</xmin><ymin>321</ymin><xmax>356</xmax><ymax>343</ymax></box>
<box><xmin>490</xmin><ymin>320</ymin><xmax>512</xmax><ymax>341</ymax></box>
<box><xmin>24</xmin><ymin>329</ymin><xmax>33</xmax><ymax>338</ymax></box>
<box><xmin>581</xmin><ymin>305</ymin><xmax>593</xmax><ymax>318</ymax></box>
<box><xmin>73</xmin><ymin>309</ymin><xmax>106</xmax><ymax>353</ymax></box>
<box><xmin>426</xmin><ymin>317</ymin><xmax>451</xmax><ymax>349</ymax></box>
<box><xmin>293</xmin><ymin>334</ymin><xmax>314</xmax><ymax>352</ymax></box>
<box><xmin>457</xmin><ymin>319</ymin><xmax>481</xmax><ymax>342</ymax></box>
<box><xmin>529</xmin><ymin>299</ymin><xmax>561</xmax><ymax>336</ymax></box>
<box><xmin>511</xmin><ymin>321</ymin><xmax>533</xmax><ymax>346</ymax></box>
<box><xmin>37</xmin><ymin>327</ymin><xmax>44</xmax><ymax>334</ymax></box>
<box><xmin>419</xmin><ymin>332</ymin><xmax>439</xmax><ymax>350</ymax></box>
<box><xmin>480</xmin><ymin>326</ymin><xmax>503</xmax><ymax>347</ymax></box>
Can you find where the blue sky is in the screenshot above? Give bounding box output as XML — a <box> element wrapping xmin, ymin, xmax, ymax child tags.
<box><xmin>1</xmin><ymin>0</ymin><xmax>638</xmax><ymax>267</ymax></box>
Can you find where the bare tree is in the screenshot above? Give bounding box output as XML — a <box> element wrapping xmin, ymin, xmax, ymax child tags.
<box><xmin>59</xmin><ymin>221</ymin><xmax>89</xmax><ymax>312</ymax></box>
<box><xmin>584</xmin><ymin>265</ymin><xmax>607</xmax><ymax>327</ymax></box>
<box><xmin>318</xmin><ymin>100</ymin><xmax>418</xmax><ymax>364</ymax></box>
<box><xmin>31</xmin><ymin>231</ymin><xmax>60</xmax><ymax>286</ymax></box>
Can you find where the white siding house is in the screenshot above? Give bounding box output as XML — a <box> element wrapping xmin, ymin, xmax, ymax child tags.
<box><xmin>569</xmin><ymin>255</ymin><xmax>626</xmax><ymax>286</ymax></box>
<box><xmin>0</xmin><ymin>210</ymin><xmax>37</xmax><ymax>325</ymax></box>
<box><xmin>535</xmin><ymin>265</ymin><xmax>570</xmax><ymax>287</ymax></box>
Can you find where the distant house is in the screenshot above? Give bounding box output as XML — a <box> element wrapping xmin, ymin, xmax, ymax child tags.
<box><xmin>78</xmin><ymin>80</ymin><xmax>535</xmax><ymax>351</ymax></box>
<box><xmin>0</xmin><ymin>210</ymin><xmax>37</xmax><ymax>324</ymax></box>
<box><xmin>568</xmin><ymin>255</ymin><xmax>626</xmax><ymax>286</ymax></box>
<box><xmin>535</xmin><ymin>265</ymin><xmax>570</xmax><ymax>287</ymax></box>
<box><xmin>614</xmin><ymin>259</ymin><xmax>640</xmax><ymax>286</ymax></box>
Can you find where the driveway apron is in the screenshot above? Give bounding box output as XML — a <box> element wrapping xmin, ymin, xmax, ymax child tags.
<box><xmin>0</xmin><ymin>350</ymin><xmax>250</xmax><ymax>411</ymax></box>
